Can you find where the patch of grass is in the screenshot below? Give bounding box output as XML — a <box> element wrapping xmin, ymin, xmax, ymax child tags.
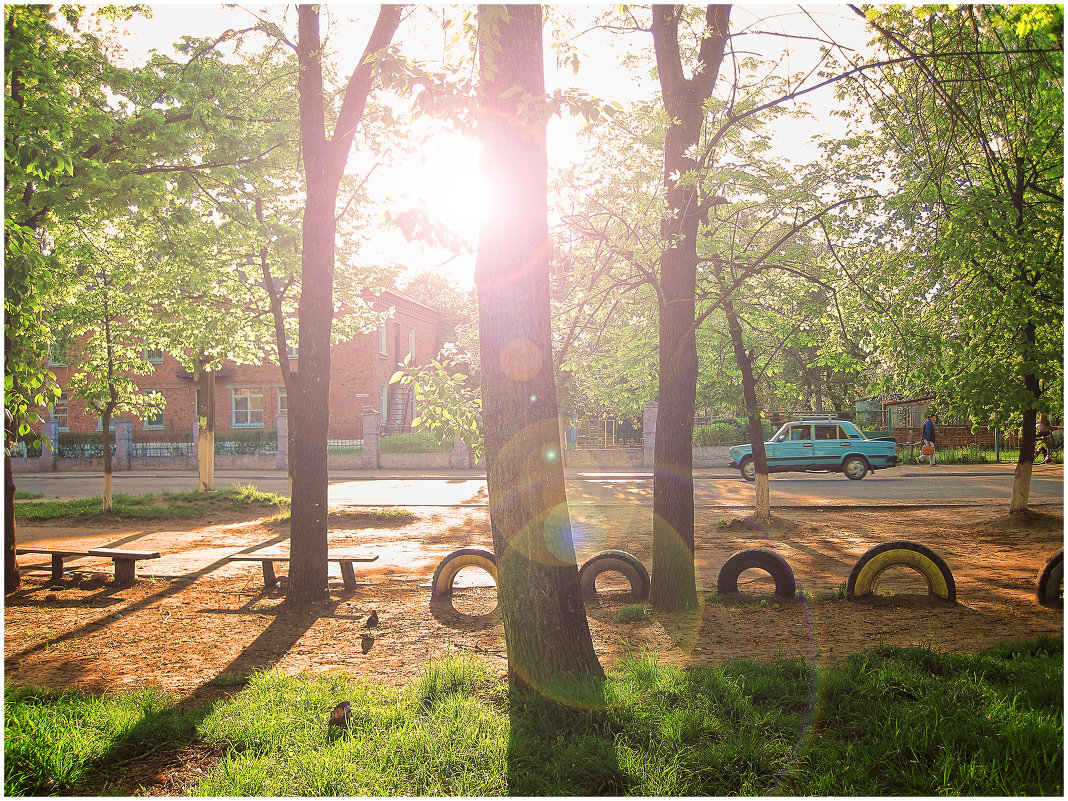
<box><xmin>615</xmin><ymin>604</ymin><xmax>652</xmax><ymax>623</ymax></box>
<box><xmin>5</xmin><ymin>639</ymin><xmax>1061</xmax><ymax>796</ymax></box>
<box><xmin>3</xmin><ymin>685</ymin><xmax>199</xmax><ymax>796</ymax></box>
<box><xmin>12</xmin><ymin>491</ymin><xmax>44</xmax><ymax>500</ymax></box>
<box><xmin>12</xmin><ymin>485</ymin><xmax>290</xmax><ymax>522</ymax></box>
<box><xmin>379</xmin><ymin>431</ymin><xmax>453</xmax><ymax>454</ymax></box>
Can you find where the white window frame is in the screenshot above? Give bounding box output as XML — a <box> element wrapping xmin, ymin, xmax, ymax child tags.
<box><xmin>378</xmin><ymin>324</ymin><xmax>388</xmax><ymax>356</ymax></box>
<box><xmin>51</xmin><ymin>394</ymin><xmax>70</xmax><ymax>431</ymax></box>
<box><xmin>380</xmin><ymin>384</ymin><xmax>389</xmax><ymax>417</ymax></box>
<box><xmin>143</xmin><ymin>408</ymin><xmax>164</xmax><ymax>430</ymax></box>
<box><xmin>277</xmin><ymin>386</ymin><xmax>287</xmax><ymax>416</ymax></box>
<box><xmin>143</xmin><ymin>347</ymin><xmax>164</xmax><ymax>364</ymax></box>
<box><xmin>408</xmin><ymin>326</ymin><xmax>416</xmax><ymax>360</ymax></box>
<box><xmin>232</xmin><ymin>388</ymin><xmax>265</xmax><ymax>427</ymax></box>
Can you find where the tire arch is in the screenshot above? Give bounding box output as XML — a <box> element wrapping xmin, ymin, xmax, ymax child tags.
<box><xmin>1037</xmin><ymin>549</ymin><xmax>1063</xmax><ymax>608</ymax></box>
<box><xmin>431</xmin><ymin>547</ymin><xmax>497</xmax><ymax>600</ymax></box>
<box><xmin>717</xmin><ymin>548</ymin><xmax>796</xmax><ymax>598</ymax></box>
<box><xmin>847</xmin><ymin>540</ymin><xmax>956</xmax><ymax>602</ymax></box>
<box><xmin>578</xmin><ymin>550</ymin><xmax>650</xmax><ymax>599</ymax></box>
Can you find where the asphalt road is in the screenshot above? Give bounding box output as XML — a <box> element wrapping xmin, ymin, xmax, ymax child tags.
<box><xmin>12</xmin><ymin>463</ymin><xmax>1064</xmax><ymax>509</ymax></box>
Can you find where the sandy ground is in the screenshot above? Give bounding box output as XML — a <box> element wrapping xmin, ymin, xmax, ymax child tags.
<box><xmin>5</xmin><ymin>501</ymin><xmax>1063</xmax><ymax>698</ymax></box>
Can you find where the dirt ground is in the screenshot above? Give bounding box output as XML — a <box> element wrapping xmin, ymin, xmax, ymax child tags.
<box><xmin>6</xmin><ymin>499</ymin><xmax>1063</xmax><ymax>701</ymax></box>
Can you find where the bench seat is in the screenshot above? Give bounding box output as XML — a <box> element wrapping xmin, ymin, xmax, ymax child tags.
<box><xmin>17</xmin><ymin>547</ymin><xmax>160</xmax><ymax>585</ymax></box>
<box><xmin>228</xmin><ymin>553</ymin><xmax>379</xmax><ymax>590</ymax></box>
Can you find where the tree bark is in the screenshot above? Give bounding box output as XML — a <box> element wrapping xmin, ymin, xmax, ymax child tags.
<box><xmin>723</xmin><ymin>298</ymin><xmax>771</xmax><ymax>521</ymax></box>
<box><xmin>1010</xmin><ymin>349</ymin><xmax>1040</xmax><ymax>514</ymax></box>
<box><xmin>649</xmin><ymin>5</ymin><xmax>730</xmax><ymax>612</ymax></box>
<box><xmin>286</xmin><ymin>4</ymin><xmax>401</xmax><ymax>605</ymax></box>
<box><xmin>5</xmin><ymin>453</ymin><xmax>19</xmax><ymax>593</ymax></box>
<box><xmin>476</xmin><ymin>3</ymin><xmax>603</xmax><ymax>691</ymax></box>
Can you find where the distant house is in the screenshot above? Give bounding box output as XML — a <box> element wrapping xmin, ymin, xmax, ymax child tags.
<box><xmin>43</xmin><ymin>288</ymin><xmax>440</xmax><ymax>441</ymax></box>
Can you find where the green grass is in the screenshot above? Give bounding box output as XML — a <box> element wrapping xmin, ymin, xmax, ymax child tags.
<box><xmin>379</xmin><ymin>432</ymin><xmax>453</xmax><ymax>454</ymax></box>
<box><xmin>12</xmin><ymin>491</ymin><xmax>43</xmax><ymax>500</ymax></box>
<box><xmin>12</xmin><ymin>484</ymin><xmax>290</xmax><ymax>522</ymax></box>
<box><xmin>5</xmin><ymin>638</ymin><xmax>1062</xmax><ymax>796</ymax></box>
<box><xmin>615</xmin><ymin>604</ymin><xmax>652</xmax><ymax>623</ymax></box>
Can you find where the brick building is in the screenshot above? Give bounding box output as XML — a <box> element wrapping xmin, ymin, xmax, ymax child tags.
<box><xmin>44</xmin><ymin>288</ymin><xmax>440</xmax><ymax>441</ymax></box>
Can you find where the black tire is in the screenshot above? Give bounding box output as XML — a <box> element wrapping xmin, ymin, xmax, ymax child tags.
<box><xmin>739</xmin><ymin>457</ymin><xmax>756</xmax><ymax>482</ymax></box>
<box><xmin>578</xmin><ymin>550</ymin><xmax>650</xmax><ymax>599</ymax></box>
<box><xmin>842</xmin><ymin>455</ymin><xmax>868</xmax><ymax>480</ymax></box>
<box><xmin>847</xmin><ymin>540</ymin><xmax>956</xmax><ymax>602</ymax></box>
<box><xmin>431</xmin><ymin>547</ymin><xmax>497</xmax><ymax>600</ymax></box>
<box><xmin>1036</xmin><ymin>549</ymin><xmax>1063</xmax><ymax>608</ymax></box>
<box><xmin>717</xmin><ymin>549</ymin><xmax>796</xmax><ymax>598</ymax></box>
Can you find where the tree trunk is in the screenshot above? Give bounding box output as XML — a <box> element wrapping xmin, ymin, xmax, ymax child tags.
<box><xmin>649</xmin><ymin>5</ymin><xmax>730</xmax><ymax>612</ymax></box>
<box><xmin>286</xmin><ymin>4</ymin><xmax>401</xmax><ymax>605</ymax></box>
<box><xmin>1010</xmin><ymin>368</ymin><xmax>1041</xmax><ymax>514</ymax></box>
<box><xmin>476</xmin><ymin>3</ymin><xmax>603</xmax><ymax>691</ymax></box>
<box><xmin>723</xmin><ymin>298</ymin><xmax>770</xmax><ymax>522</ymax></box>
<box><xmin>101</xmin><ymin>407</ymin><xmax>113</xmax><ymax>511</ymax></box>
<box><xmin>196</xmin><ymin>365</ymin><xmax>215</xmax><ymax>492</ymax></box>
<box><xmin>5</xmin><ymin>453</ymin><xmax>19</xmax><ymax>593</ymax></box>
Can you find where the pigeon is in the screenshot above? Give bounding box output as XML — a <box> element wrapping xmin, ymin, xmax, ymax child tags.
<box><xmin>328</xmin><ymin>701</ymin><xmax>353</xmax><ymax>728</ymax></box>
<box><xmin>364</xmin><ymin>610</ymin><xmax>379</xmax><ymax>628</ymax></box>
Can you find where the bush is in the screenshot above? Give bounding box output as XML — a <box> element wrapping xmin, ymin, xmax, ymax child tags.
<box><xmin>380</xmin><ymin>432</ymin><xmax>453</xmax><ymax>454</ymax></box>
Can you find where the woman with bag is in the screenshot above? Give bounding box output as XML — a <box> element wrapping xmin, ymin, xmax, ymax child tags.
<box><xmin>916</xmin><ymin>412</ymin><xmax>938</xmax><ymax>465</ymax></box>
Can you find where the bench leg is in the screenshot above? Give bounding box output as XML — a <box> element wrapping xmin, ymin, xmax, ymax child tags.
<box><xmin>339</xmin><ymin>561</ymin><xmax>357</xmax><ymax>591</ymax></box>
<box><xmin>113</xmin><ymin>559</ymin><xmax>137</xmax><ymax>586</ymax></box>
<box><xmin>262</xmin><ymin>561</ymin><xmax>278</xmax><ymax>588</ymax></box>
<box><xmin>50</xmin><ymin>554</ymin><xmax>65</xmax><ymax>583</ymax></box>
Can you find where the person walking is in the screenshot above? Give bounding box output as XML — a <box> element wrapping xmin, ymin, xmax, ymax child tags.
<box><xmin>917</xmin><ymin>412</ymin><xmax>938</xmax><ymax>466</ymax></box>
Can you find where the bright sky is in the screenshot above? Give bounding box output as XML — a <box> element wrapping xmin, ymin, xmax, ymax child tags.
<box><xmin>115</xmin><ymin>4</ymin><xmax>871</xmax><ymax>290</ymax></box>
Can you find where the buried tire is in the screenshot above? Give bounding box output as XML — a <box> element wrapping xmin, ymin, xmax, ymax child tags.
<box><xmin>717</xmin><ymin>549</ymin><xmax>796</xmax><ymax>598</ymax></box>
<box><xmin>430</xmin><ymin>547</ymin><xmax>497</xmax><ymax>601</ymax></box>
<box><xmin>847</xmin><ymin>540</ymin><xmax>956</xmax><ymax>602</ymax></box>
<box><xmin>1036</xmin><ymin>549</ymin><xmax>1063</xmax><ymax>608</ymax></box>
<box><xmin>578</xmin><ymin>550</ymin><xmax>650</xmax><ymax>599</ymax></box>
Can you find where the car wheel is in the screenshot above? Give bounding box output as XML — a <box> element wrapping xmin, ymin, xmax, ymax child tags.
<box><xmin>739</xmin><ymin>457</ymin><xmax>756</xmax><ymax>482</ymax></box>
<box><xmin>578</xmin><ymin>550</ymin><xmax>650</xmax><ymax>599</ymax></box>
<box><xmin>847</xmin><ymin>540</ymin><xmax>956</xmax><ymax>602</ymax></box>
<box><xmin>843</xmin><ymin>455</ymin><xmax>868</xmax><ymax>480</ymax></box>
<box><xmin>1037</xmin><ymin>549</ymin><xmax>1063</xmax><ymax>608</ymax></box>
<box><xmin>717</xmin><ymin>548</ymin><xmax>796</xmax><ymax>598</ymax></box>
<box><xmin>431</xmin><ymin>547</ymin><xmax>497</xmax><ymax>600</ymax></box>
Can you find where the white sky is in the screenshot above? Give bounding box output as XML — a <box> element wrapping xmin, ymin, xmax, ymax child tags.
<box><xmin>113</xmin><ymin>4</ymin><xmax>872</xmax><ymax>289</ymax></box>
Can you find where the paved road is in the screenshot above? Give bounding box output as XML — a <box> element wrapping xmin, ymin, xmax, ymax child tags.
<box><xmin>13</xmin><ymin>463</ymin><xmax>1064</xmax><ymax>508</ymax></box>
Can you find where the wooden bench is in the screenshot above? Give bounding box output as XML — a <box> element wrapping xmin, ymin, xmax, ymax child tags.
<box><xmin>16</xmin><ymin>547</ymin><xmax>161</xmax><ymax>586</ymax></box>
<box><xmin>228</xmin><ymin>553</ymin><xmax>379</xmax><ymax>591</ymax></box>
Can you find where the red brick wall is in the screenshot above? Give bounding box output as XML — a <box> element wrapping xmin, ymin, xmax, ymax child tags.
<box><xmin>40</xmin><ymin>290</ymin><xmax>440</xmax><ymax>441</ymax></box>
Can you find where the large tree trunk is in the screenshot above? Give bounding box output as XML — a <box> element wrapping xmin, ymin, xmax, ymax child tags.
<box><xmin>100</xmin><ymin>407</ymin><xmax>113</xmax><ymax>512</ymax></box>
<box><xmin>649</xmin><ymin>5</ymin><xmax>730</xmax><ymax>612</ymax></box>
<box><xmin>723</xmin><ymin>298</ymin><xmax>770</xmax><ymax>521</ymax></box>
<box><xmin>476</xmin><ymin>3</ymin><xmax>603</xmax><ymax>691</ymax></box>
<box><xmin>286</xmin><ymin>4</ymin><xmax>401</xmax><ymax>605</ymax></box>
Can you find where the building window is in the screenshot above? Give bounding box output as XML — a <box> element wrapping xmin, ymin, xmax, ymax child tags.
<box><xmin>48</xmin><ymin>342</ymin><xmax>69</xmax><ymax>367</ymax></box>
<box><xmin>144</xmin><ymin>409</ymin><xmax>164</xmax><ymax>430</ymax></box>
<box><xmin>286</xmin><ymin>344</ymin><xmax>298</xmax><ymax>359</ymax></box>
<box><xmin>378</xmin><ymin>324</ymin><xmax>388</xmax><ymax>356</ymax></box>
<box><xmin>232</xmin><ymin>388</ymin><xmax>264</xmax><ymax>427</ymax></box>
<box><xmin>51</xmin><ymin>394</ymin><xmax>69</xmax><ymax>431</ymax></box>
<box><xmin>380</xmin><ymin>384</ymin><xmax>389</xmax><ymax>417</ymax></box>
<box><xmin>408</xmin><ymin>326</ymin><xmax>416</xmax><ymax>360</ymax></box>
<box><xmin>277</xmin><ymin>387</ymin><xmax>287</xmax><ymax>416</ymax></box>
<box><xmin>143</xmin><ymin>346</ymin><xmax>164</xmax><ymax>364</ymax></box>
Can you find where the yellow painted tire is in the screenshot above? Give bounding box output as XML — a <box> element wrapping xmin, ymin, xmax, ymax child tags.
<box><xmin>1037</xmin><ymin>550</ymin><xmax>1063</xmax><ymax>608</ymax></box>
<box><xmin>430</xmin><ymin>547</ymin><xmax>497</xmax><ymax>600</ymax></box>
<box><xmin>847</xmin><ymin>541</ymin><xmax>956</xmax><ymax>602</ymax></box>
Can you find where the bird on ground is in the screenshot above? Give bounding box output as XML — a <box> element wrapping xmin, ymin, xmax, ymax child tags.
<box><xmin>329</xmin><ymin>701</ymin><xmax>353</xmax><ymax>728</ymax></box>
<box><xmin>365</xmin><ymin>610</ymin><xmax>379</xmax><ymax>628</ymax></box>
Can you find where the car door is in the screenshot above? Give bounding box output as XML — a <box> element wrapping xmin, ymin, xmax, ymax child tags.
<box><xmin>813</xmin><ymin>423</ymin><xmax>850</xmax><ymax>467</ymax></box>
<box><xmin>769</xmin><ymin>423</ymin><xmax>813</xmax><ymax>469</ymax></box>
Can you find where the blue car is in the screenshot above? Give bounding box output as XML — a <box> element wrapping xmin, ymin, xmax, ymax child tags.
<box><xmin>728</xmin><ymin>418</ymin><xmax>898</xmax><ymax>481</ymax></box>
